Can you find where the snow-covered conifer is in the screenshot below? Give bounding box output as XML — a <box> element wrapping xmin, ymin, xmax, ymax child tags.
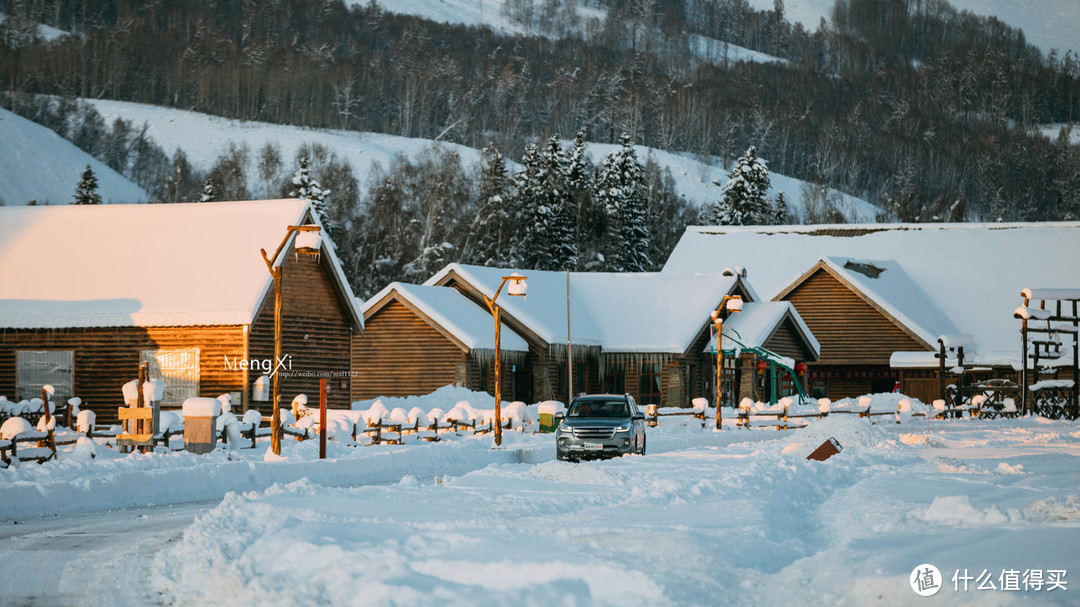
<box><xmin>72</xmin><ymin>165</ymin><xmax>102</xmax><ymax>205</ymax></box>
<box><xmin>596</xmin><ymin>134</ymin><xmax>650</xmax><ymax>272</ymax></box>
<box><xmin>290</xmin><ymin>154</ymin><xmax>335</xmax><ymax>236</ymax></box>
<box><xmin>708</xmin><ymin>145</ymin><xmax>772</xmax><ymax>225</ymax></box>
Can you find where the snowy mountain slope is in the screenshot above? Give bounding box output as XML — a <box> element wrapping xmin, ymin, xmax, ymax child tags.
<box><xmin>744</xmin><ymin>0</ymin><xmax>1080</xmax><ymax>57</ymax></box>
<box><xmin>85</xmin><ymin>99</ymin><xmax>488</xmax><ymax>198</ymax></box>
<box><xmin>0</xmin><ymin>108</ymin><xmax>147</xmax><ymax>206</ymax></box>
<box><xmin>369</xmin><ymin>0</ymin><xmax>1078</xmax><ymax>59</ymax></box>
<box><xmin>85</xmin><ymin>98</ymin><xmax>879</xmax><ymax>220</ymax></box>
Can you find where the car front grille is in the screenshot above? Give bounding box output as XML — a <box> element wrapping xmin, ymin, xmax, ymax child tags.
<box><xmin>573</xmin><ymin>427</ymin><xmax>615</xmax><ymax>440</ymax></box>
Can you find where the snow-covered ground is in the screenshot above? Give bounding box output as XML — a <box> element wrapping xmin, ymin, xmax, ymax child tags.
<box><xmin>1</xmin><ymin>389</ymin><xmax>1078</xmax><ymax>605</ymax></box>
<box><xmin>0</xmin><ymin>108</ymin><xmax>147</xmax><ymax>205</ymax></box>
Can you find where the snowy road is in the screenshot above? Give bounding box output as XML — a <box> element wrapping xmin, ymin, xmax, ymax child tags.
<box><xmin>0</xmin><ymin>500</ymin><xmax>213</xmax><ymax>606</ymax></box>
<box><xmin>3</xmin><ymin>407</ymin><xmax>1080</xmax><ymax>606</ymax></box>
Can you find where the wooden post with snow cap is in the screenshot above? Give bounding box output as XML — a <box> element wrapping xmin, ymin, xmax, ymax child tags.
<box><xmin>261</xmin><ymin>223</ymin><xmax>322</xmax><ymax>456</ymax></box>
<box><xmin>319</xmin><ymin>378</ymin><xmax>327</xmax><ymax>460</ymax></box>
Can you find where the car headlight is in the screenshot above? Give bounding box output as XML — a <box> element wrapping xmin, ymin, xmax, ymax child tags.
<box><xmin>615</xmin><ymin>424</ymin><xmax>630</xmax><ymax>433</ymax></box>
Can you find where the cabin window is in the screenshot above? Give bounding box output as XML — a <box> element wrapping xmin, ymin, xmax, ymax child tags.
<box><xmin>16</xmin><ymin>350</ymin><xmax>74</xmax><ymax>402</ymax></box>
<box><xmin>639</xmin><ymin>363</ymin><xmax>662</xmax><ymax>404</ymax></box>
<box><xmin>603</xmin><ymin>363</ymin><xmax>625</xmax><ymax>394</ymax></box>
<box><xmin>141</xmin><ymin>348</ymin><xmax>200</xmax><ymax>404</ymax></box>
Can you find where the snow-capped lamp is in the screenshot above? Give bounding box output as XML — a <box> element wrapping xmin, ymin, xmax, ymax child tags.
<box><xmin>506</xmin><ymin>272</ymin><xmax>527</xmax><ymax>298</ymax></box>
<box><xmin>484</xmin><ymin>272</ymin><xmax>529</xmax><ymax>448</ymax></box>
<box><xmin>293</xmin><ymin>224</ymin><xmax>322</xmax><ymax>262</ymax></box>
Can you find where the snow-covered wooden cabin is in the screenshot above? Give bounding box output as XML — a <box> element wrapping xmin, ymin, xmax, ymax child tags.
<box><xmin>394</xmin><ymin>263</ymin><xmax>819</xmax><ymax>406</ymax></box>
<box><xmin>352</xmin><ymin>282</ymin><xmax>530</xmax><ymax>400</ymax></box>
<box><xmin>0</xmin><ymin>200</ymin><xmax>363</xmax><ymax>422</ymax></box>
<box><xmin>663</xmin><ymin>222</ymin><xmax>1080</xmax><ymax>402</ymax></box>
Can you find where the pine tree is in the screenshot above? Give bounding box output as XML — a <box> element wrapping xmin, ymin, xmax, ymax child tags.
<box><xmin>596</xmin><ymin>134</ymin><xmax>651</xmax><ymax>272</ymax></box>
<box><xmin>465</xmin><ymin>145</ymin><xmax>512</xmax><ymax>266</ymax></box>
<box><xmin>772</xmin><ymin>191</ymin><xmax>789</xmax><ymax>224</ymax></box>
<box><xmin>538</xmin><ymin>135</ymin><xmax>579</xmax><ymax>270</ymax></box>
<box><xmin>708</xmin><ymin>146</ymin><xmax>772</xmax><ymax>225</ymax></box>
<box><xmin>199</xmin><ymin>177</ymin><xmax>217</xmax><ymax>202</ymax></box>
<box><xmin>567</xmin><ymin>131</ymin><xmax>603</xmax><ymax>269</ymax></box>
<box><xmin>290</xmin><ymin>154</ymin><xmax>335</xmax><ymax>236</ymax></box>
<box><xmin>506</xmin><ymin>143</ymin><xmax>544</xmax><ymax>268</ymax></box>
<box><xmin>72</xmin><ymin>165</ymin><xmax>102</xmax><ymax>204</ymax></box>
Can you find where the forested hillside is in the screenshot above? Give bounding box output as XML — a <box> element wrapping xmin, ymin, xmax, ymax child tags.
<box><xmin>1</xmin><ymin>0</ymin><xmax>1079</xmax><ymax>291</ymax></box>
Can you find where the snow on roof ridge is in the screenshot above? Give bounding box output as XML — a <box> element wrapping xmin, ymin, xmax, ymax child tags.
<box><xmin>688</xmin><ymin>221</ymin><xmax>1080</xmax><ymax>235</ymax></box>
<box><xmin>427</xmin><ymin>262</ymin><xmax>753</xmax><ymax>353</ymax></box>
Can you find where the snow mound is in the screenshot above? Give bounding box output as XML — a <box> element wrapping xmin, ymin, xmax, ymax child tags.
<box><xmin>911</xmin><ymin>495</ymin><xmax>1020</xmax><ymax>527</ymax></box>
<box><xmin>780</xmin><ymin>415</ymin><xmax>897</xmax><ymax>458</ymax></box>
<box><xmin>1024</xmin><ymin>496</ymin><xmax>1080</xmax><ymax>523</ymax></box>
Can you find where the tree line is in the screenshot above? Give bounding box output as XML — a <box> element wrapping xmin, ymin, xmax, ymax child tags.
<box><xmin>1</xmin><ymin>0</ymin><xmax>1079</xmax><ymax>222</ymax></box>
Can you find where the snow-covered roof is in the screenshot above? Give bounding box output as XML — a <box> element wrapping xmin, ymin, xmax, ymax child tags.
<box><xmin>361</xmin><ymin>283</ymin><xmax>528</xmax><ymax>352</ymax></box>
<box><xmin>0</xmin><ymin>199</ymin><xmax>363</xmax><ymax>329</ymax></box>
<box><xmin>426</xmin><ymin>263</ymin><xmax>756</xmax><ymax>354</ymax></box>
<box><xmin>664</xmin><ymin>222</ymin><xmax>1080</xmax><ymax>360</ymax></box>
<box><xmin>714</xmin><ymin>301</ymin><xmax>820</xmax><ymax>359</ymax></box>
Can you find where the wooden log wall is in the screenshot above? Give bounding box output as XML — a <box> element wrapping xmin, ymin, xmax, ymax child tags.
<box><xmin>250</xmin><ymin>250</ymin><xmax>354</xmax><ymax>410</ymax></box>
<box><xmin>350</xmin><ymin>300</ymin><xmax>466</xmax><ymax>400</ymax></box>
<box><xmin>0</xmin><ymin>325</ymin><xmax>245</xmax><ymax>425</ymax></box>
<box><xmin>783</xmin><ymin>268</ymin><xmax>927</xmax><ymax>365</ymax></box>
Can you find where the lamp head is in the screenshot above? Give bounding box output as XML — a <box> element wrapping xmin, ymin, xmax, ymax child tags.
<box><xmin>506</xmin><ymin>273</ymin><xmax>527</xmax><ymax>297</ymax></box>
<box><xmin>726</xmin><ymin>296</ymin><xmax>743</xmax><ymax>312</ymax></box>
<box><xmin>294</xmin><ymin>224</ymin><xmax>323</xmax><ymax>256</ymax></box>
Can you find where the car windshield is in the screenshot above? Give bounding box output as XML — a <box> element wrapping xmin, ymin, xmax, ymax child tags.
<box><xmin>569</xmin><ymin>400</ymin><xmax>629</xmax><ymax>418</ymax></box>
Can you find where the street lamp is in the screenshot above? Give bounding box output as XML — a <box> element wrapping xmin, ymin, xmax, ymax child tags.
<box><xmin>711</xmin><ymin>295</ymin><xmax>743</xmax><ymax>430</ymax></box>
<box><xmin>482</xmin><ymin>273</ymin><xmax>527</xmax><ymax>447</ymax></box>
<box><xmin>260</xmin><ymin>224</ymin><xmax>322</xmax><ymax>455</ymax></box>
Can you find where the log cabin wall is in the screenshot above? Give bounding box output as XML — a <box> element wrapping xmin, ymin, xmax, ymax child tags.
<box><xmin>0</xmin><ymin>325</ymin><xmax>245</xmax><ymax>425</ymax></box>
<box><xmin>350</xmin><ymin>300</ymin><xmax>466</xmax><ymax>400</ymax></box>
<box><xmin>250</xmin><ymin>249</ymin><xmax>354</xmax><ymax>410</ymax></box>
<box><xmin>782</xmin><ymin>268</ymin><xmax>927</xmax><ymax>399</ymax></box>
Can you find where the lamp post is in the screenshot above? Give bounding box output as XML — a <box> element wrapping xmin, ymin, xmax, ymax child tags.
<box><xmin>260</xmin><ymin>224</ymin><xmax>322</xmax><ymax>456</ymax></box>
<box><xmin>482</xmin><ymin>273</ymin><xmax>527</xmax><ymax>447</ymax></box>
<box><xmin>711</xmin><ymin>295</ymin><xmax>743</xmax><ymax>430</ymax></box>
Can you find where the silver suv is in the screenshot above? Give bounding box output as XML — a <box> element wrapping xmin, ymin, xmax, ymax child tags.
<box><xmin>555</xmin><ymin>394</ymin><xmax>647</xmax><ymax>462</ymax></box>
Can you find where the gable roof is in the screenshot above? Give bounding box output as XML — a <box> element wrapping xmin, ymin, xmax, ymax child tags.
<box><xmin>663</xmin><ymin>223</ymin><xmax>1080</xmax><ymax>359</ymax></box>
<box><xmin>776</xmin><ymin>257</ymin><xmax>958</xmax><ymax>349</ymax></box>
<box><xmin>0</xmin><ymin>199</ymin><xmax>363</xmax><ymax>330</ymax></box>
<box><xmin>426</xmin><ymin>263</ymin><xmax>756</xmax><ymax>354</ymax></box>
<box><xmin>718</xmin><ymin>301</ymin><xmax>821</xmax><ymax>360</ymax></box>
<box><xmin>361</xmin><ymin>283</ymin><xmax>528</xmax><ymax>353</ymax></box>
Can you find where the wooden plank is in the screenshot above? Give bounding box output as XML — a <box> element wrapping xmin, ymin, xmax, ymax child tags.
<box><xmin>117</xmin><ymin>408</ymin><xmax>154</xmax><ymax>420</ymax></box>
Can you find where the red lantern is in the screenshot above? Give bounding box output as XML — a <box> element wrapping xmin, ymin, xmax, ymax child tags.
<box><xmin>795</xmin><ymin>362</ymin><xmax>808</xmax><ymax>376</ymax></box>
<box><xmin>756</xmin><ymin>360</ymin><xmax>767</xmax><ymax>374</ymax></box>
